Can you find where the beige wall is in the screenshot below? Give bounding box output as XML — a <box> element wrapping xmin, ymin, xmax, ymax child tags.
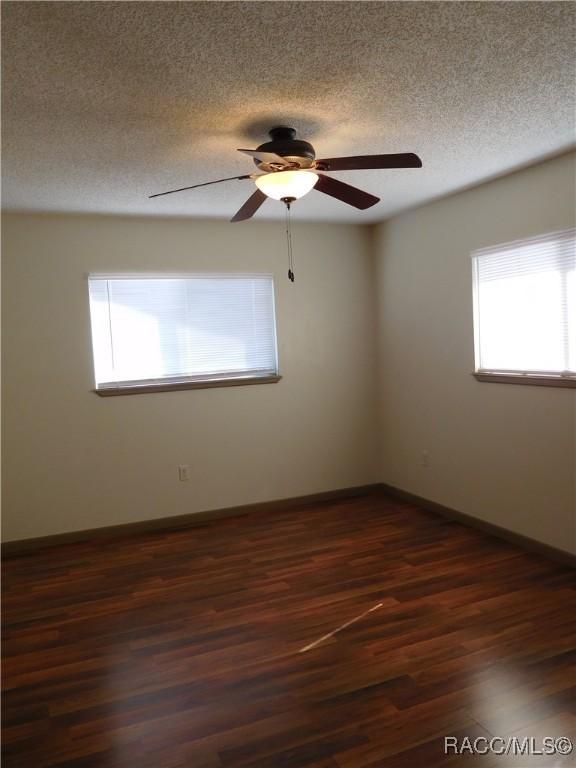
<box><xmin>373</xmin><ymin>152</ymin><xmax>576</xmax><ymax>554</ymax></box>
<box><xmin>2</xmin><ymin>214</ymin><xmax>379</xmax><ymax>541</ymax></box>
<box><xmin>3</xmin><ymin>153</ymin><xmax>575</xmax><ymax>552</ymax></box>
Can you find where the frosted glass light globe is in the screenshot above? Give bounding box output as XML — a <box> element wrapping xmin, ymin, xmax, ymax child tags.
<box><xmin>255</xmin><ymin>170</ymin><xmax>318</xmax><ymax>200</ymax></box>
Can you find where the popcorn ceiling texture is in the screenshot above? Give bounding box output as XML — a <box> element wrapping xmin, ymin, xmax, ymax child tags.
<box><xmin>2</xmin><ymin>1</ymin><xmax>575</xmax><ymax>222</ymax></box>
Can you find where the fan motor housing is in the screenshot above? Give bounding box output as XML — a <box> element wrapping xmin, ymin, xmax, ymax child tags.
<box><xmin>255</xmin><ymin>126</ymin><xmax>316</xmax><ymax>170</ymax></box>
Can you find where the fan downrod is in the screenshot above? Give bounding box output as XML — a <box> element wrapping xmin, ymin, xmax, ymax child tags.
<box><xmin>268</xmin><ymin>126</ymin><xmax>297</xmax><ymax>142</ymax></box>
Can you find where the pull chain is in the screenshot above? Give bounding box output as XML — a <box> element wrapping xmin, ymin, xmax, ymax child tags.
<box><xmin>284</xmin><ymin>199</ymin><xmax>295</xmax><ymax>282</ymax></box>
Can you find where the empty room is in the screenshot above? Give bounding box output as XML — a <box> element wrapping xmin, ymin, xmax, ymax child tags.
<box><xmin>2</xmin><ymin>1</ymin><xmax>575</xmax><ymax>766</ymax></box>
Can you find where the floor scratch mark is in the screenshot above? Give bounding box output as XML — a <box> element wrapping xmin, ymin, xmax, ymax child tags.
<box><xmin>298</xmin><ymin>602</ymin><xmax>383</xmax><ymax>653</ymax></box>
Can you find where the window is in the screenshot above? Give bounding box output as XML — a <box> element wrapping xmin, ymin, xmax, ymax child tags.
<box><xmin>472</xmin><ymin>229</ymin><xmax>575</xmax><ymax>387</ymax></box>
<box><xmin>88</xmin><ymin>274</ymin><xmax>279</xmax><ymax>395</ymax></box>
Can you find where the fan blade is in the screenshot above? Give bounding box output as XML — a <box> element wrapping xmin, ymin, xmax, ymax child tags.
<box><xmin>231</xmin><ymin>189</ymin><xmax>267</xmax><ymax>222</ymax></box>
<box><xmin>149</xmin><ymin>175</ymin><xmax>251</xmax><ymax>199</ymax></box>
<box><xmin>316</xmin><ymin>153</ymin><xmax>422</xmax><ymax>171</ymax></box>
<box><xmin>314</xmin><ymin>173</ymin><xmax>379</xmax><ymax>210</ymax></box>
<box><xmin>237</xmin><ymin>149</ymin><xmax>290</xmax><ymax>165</ymax></box>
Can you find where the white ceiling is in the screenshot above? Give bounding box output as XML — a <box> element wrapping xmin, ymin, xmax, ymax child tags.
<box><xmin>2</xmin><ymin>1</ymin><xmax>575</xmax><ymax>223</ymax></box>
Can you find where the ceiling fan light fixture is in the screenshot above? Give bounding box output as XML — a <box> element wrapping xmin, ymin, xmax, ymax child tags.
<box><xmin>255</xmin><ymin>170</ymin><xmax>318</xmax><ymax>201</ymax></box>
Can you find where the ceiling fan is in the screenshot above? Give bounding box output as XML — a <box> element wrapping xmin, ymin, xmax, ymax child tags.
<box><xmin>149</xmin><ymin>126</ymin><xmax>422</xmax><ymax>222</ymax></box>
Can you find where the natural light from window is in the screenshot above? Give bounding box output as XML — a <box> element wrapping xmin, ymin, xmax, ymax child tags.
<box><xmin>472</xmin><ymin>229</ymin><xmax>575</xmax><ymax>381</ymax></box>
<box><xmin>88</xmin><ymin>275</ymin><xmax>278</xmax><ymax>390</ymax></box>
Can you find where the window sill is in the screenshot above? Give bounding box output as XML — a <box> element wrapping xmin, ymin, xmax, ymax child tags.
<box><xmin>473</xmin><ymin>372</ymin><xmax>575</xmax><ymax>389</ymax></box>
<box><xmin>94</xmin><ymin>374</ymin><xmax>282</xmax><ymax>397</ymax></box>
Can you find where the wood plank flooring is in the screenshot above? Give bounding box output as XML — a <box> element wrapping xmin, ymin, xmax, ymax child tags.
<box><xmin>2</xmin><ymin>492</ymin><xmax>575</xmax><ymax>767</ymax></box>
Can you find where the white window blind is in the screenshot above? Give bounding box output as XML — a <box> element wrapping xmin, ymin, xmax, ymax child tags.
<box><xmin>472</xmin><ymin>229</ymin><xmax>576</xmax><ymax>379</ymax></box>
<box><xmin>88</xmin><ymin>274</ymin><xmax>278</xmax><ymax>390</ymax></box>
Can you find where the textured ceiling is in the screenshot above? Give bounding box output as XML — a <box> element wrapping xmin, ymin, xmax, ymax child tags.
<box><xmin>2</xmin><ymin>1</ymin><xmax>575</xmax><ymax>222</ymax></box>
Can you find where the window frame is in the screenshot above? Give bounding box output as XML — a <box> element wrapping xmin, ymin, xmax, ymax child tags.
<box><xmin>471</xmin><ymin>230</ymin><xmax>576</xmax><ymax>389</ymax></box>
<box><xmin>87</xmin><ymin>272</ymin><xmax>281</xmax><ymax>396</ymax></box>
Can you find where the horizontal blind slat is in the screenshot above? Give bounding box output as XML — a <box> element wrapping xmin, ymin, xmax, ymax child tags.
<box><xmin>88</xmin><ymin>275</ymin><xmax>278</xmax><ymax>387</ymax></box>
<box><xmin>472</xmin><ymin>228</ymin><xmax>575</xmax><ymax>376</ymax></box>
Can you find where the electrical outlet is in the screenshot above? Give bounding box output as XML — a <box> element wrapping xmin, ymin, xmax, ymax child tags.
<box><xmin>178</xmin><ymin>465</ymin><xmax>190</xmax><ymax>482</ymax></box>
<box><xmin>420</xmin><ymin>450</ymin><xmax>431</xmax><ymax>468</ymax></box>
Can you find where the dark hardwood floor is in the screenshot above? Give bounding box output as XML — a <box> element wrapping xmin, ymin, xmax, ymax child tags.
<box><xmin>2</xmin><ymin>492</ymin><xmax>575</xmax><ymax>767</ymax></box>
